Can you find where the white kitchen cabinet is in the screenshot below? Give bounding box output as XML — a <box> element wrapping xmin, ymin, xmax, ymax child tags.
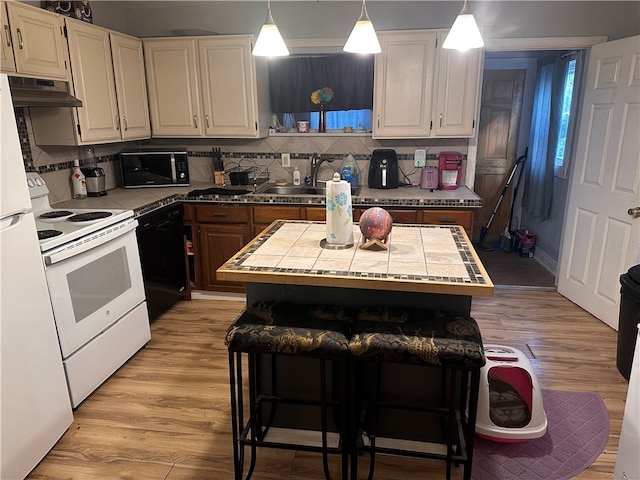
<box><xmin>30</xmin><ymin>20</ymin><xmax>150</xmax><ymax>145</ymax></box>
<box><xmin>198</xmin><ymin>35</ymin><xmax>268</xmax><ymax>137</ymax></box>
<box><xmin>110</xmin><ymin>31</ymin><xmax>151</xmax><ymax>140</ymax></box>
<box><xmin>143</xmin><ymin>34</ymin><xmax>269</xmax><ymax>138</ymax></box>
<box><xmin>2</xmin><ymin>1</ymin><xmax>68</xmax><ymax>80</ymax></box>
<box><xmin>65</xmin><ymin>19</ymin><xmax>120</xmax><ymax>143</ymax></box>
<box><xmin>373</xmin><ymin>30</ymin><xmax>437</xmax><ymax>139</ymax></box>
<box><xmin>432</xmin><ymin>31</ymin><xmax>482</xmax><ymax>137</ymax></box>
<box><xmin>373</xmin><ymin>29</ymin><xmax>482</xmax><ymax>139</ymax></box>
<box><xmin>1</xmin><ymin>2</ymin><xmax>16</xmax><ymax>74</ymax></box>
<box><xmin>143</xmin><ymin>37</ymin><xmax>203</xmax><ymax>137</ymax></box>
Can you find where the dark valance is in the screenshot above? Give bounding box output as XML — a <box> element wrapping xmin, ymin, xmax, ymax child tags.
<box><xmin>268</xmin><ymin>54</ymin><xmax>374</xmax><ymax>113</ymax></box>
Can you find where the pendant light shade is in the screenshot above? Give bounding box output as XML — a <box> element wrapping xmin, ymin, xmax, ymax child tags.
<box><xmin>343</xmin><ymin>0</ymin><xmax>381</xmax><ymax>54</ymax></box>
<box><xmin>443</xmin><ymin>0</ymin><xmax>484</xmax><ymax>51</ymax></box>
<box><xmin>252</xmin><ymin>0</ymin><xmax>289</xmax><ymax>57</ymax></box>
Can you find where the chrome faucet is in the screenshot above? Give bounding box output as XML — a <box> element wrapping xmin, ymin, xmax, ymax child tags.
<box><xmin>310</xmin><ymin>154</ymin><xmax>335</xmax><ymax>187</ymax></box>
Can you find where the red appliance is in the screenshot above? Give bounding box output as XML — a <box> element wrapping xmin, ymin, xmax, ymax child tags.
<box><xmin>420</xmin><ymin>166</ymin><xmax>439</xmax><ymax>191</ymax></box>
<box><xmin>438</xmin><ymin>152</ymin><xmax>463</xmax><ymax>190</ymax></box>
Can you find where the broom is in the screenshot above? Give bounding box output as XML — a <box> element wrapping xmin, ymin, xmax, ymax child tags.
<box><xmin>494</xmin><ymin>148</ymin><xmax>527</xmax><ymax>252</ymax></box>
<box><xmin>478</xmin><ymin>148</ymin><xmax>527</xmax><ymax>249</ymax></box>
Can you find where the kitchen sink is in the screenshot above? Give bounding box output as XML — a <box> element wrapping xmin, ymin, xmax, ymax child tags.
<box><xmin>255</xmin><ymin>184</ymin><xmax>361</xmax><ymax>196</ymax></box>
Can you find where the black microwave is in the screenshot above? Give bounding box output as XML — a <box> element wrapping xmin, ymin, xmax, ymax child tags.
<box><xmin>120</xmin><ymin>150</ymin><xmax>190</xmax><ymax>188</ymax></box>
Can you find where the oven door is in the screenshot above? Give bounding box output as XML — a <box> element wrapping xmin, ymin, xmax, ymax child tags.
<box><xmin>44</xmin><ymin>225</ymin><xmax>146</xmax><ymax>359</ymax></box>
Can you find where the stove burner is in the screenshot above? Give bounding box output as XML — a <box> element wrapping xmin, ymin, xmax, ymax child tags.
<box><xmin>38</xmin><ymin>229</ymin><xmax>63</xmax><ymax>240</ymax></box>
<box><xmin>67</xmin><ymin>211</ymin><xmax>114</xmax><ymax>222</ymax></box>
<box><xmin>39</xmin><ymin>210</ymin><xmax>74</xmax><ymax>219</ymax></box>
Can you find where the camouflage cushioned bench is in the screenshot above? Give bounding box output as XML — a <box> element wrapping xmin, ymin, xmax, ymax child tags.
<box><xmin>347</xmin><ymin>306</ymin><xmax>485</xmax><ymax>480</ymax></box>
<box><xmin>225</xmin><ymin>301</ymin><xmax>353</xmax><ymax>480</ymax></box>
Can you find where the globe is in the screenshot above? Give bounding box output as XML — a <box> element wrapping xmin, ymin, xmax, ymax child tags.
<box><xmin>359</xmin><ymin>207</ymin><xmax>393</xmax><ymax>241</ymax></box>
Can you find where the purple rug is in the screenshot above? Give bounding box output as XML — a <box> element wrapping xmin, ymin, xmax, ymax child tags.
<box><xmin>471</xmin><ymin>389</ymin><xmax>609</xmax><ymax>480</ymax></box>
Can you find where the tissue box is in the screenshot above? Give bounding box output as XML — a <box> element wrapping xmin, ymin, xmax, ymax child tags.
<box><xmin>514</xmin><ymin>231</ymin><xmax>536</xmax><ymax>257</ymax></box>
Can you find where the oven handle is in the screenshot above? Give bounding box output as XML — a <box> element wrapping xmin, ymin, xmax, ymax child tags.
<box><xmin>44</xmin><ymin>219</ymin><xmax>138</xmax><ymax>266</ymax></box>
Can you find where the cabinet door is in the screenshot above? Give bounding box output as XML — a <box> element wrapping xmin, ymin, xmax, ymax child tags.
<box><xmin>432</xmin><ymin>31</ymin><xmax>482</xmax><ymax>137</ymax></box>
<box><xmin>110</xmin><ymin>32</ymin><xmax>150</xmax><ymax>140</ymax></box>
<box><xmin>373</xmin><ymin>30</ymin><xmax>436</xmax><ymax>139</ymax></box>
<box><xmin>252</xmin><ymin>205</ymin><xmax>302</xmax><ymax>237</ymax></box>
<box><xmin>199</xmin><ymin>223</ymin><xmax>250</xmax><ymax>292</ymax></box>
<box><xmin>1</xmin><ymin>3</ymin><xmax>16</xmax><ymax>74</ymax></box>
<box><xmin>420</xmin><ymin>209</ymin><xmax>473</xmax><ymax>235</ymax></box>
<box><xmin>65</xmin><ymin>19</ymin><xmax>120</xmax><ymax>143</ymax></box>
<box><xmin>6</xmin><ymin>2</ymin><xmax>68</xmax><ymax>80</ymax></box>
<box><xmin>143</xmin><ymin>38</ymin><xmax>203</xmax><ymax>137</ymax></box>
<box><xmin>198</xmin><ymin>35</ymin><xmax>259</xmax><ymax>137</ymax></box>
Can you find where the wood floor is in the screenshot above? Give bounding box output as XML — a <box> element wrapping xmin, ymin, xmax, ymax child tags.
<box><xmin>27</xmin><ymin>290</ymin><xmax>628</xmax><ymax>480</ymax></box>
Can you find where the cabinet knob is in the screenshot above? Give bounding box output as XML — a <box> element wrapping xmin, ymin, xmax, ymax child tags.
<box><xmin>193</xmin><ymin>115</ymin><xmax>198</xmax><ymax>128</ymax></box>
<box><xmin>206</xmin><ymin>114</ymin><xmax>210</xmax><ymax>129</ymax></box>
<box><xmin>123</xmin><ymin>116</ymin><xmax>128</xmax><ymax>131</ymax></box>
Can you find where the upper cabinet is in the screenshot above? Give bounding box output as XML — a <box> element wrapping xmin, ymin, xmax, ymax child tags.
<box><xmin>143</xmin><ymin>35</ymin><xmax>269</xmax><ymax>138</ymax></box>
<box><xmin>30</xmin><ymin>19</ymin><xmax>150</xmax><ymax>145</ymax></box>
<box><xmin>109</xmin><ymin>31</ymin><xmax>151</xmax><ymax>140</ymax></box>
<box><xmin>66</xmin><ymin>19</ymin><xmax>120</xmax><ymax>143</ymax></box>
<box><xmin>1</xmin><ymin>3</ymin><xmax>16</xmax><ymax>74</ymax></box>
<box><xmin>373</xmin><ymin>30</ymin><xmax>437</xmax><ymax>138</ymax></box>
<box><xmin>373</xmin><ymin>29</ymin><xmax>482</xmax><ymax>139</ymax></box>
<box><xmin>1</xmin><ymin>1</ymin><xmax>69</xmax><ymax>80</ymax></box>
<box><xmin>143</xmin><ymin>38</ymin><xmax>202</xmax><ymax>137</ymax></box>
<box><xmin>432</xmin><ymin>31</ymin><xmax>482</xmax><ymax>137</ymax></box>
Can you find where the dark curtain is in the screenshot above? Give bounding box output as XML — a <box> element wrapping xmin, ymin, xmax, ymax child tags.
<box><xmin>268</xmin><ymin>54</ymin><xmax>374</xmax><ymax>113</ymax></box>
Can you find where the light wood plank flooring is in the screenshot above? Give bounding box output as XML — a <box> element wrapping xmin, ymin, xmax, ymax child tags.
<box><xmin>27</xmin><ymin>290</ymin><xmax>628</xmax><ymax>480</ymax></box>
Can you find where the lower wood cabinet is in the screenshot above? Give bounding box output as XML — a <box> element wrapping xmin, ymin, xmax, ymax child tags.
<box><xmin>421</xmin><ymin>209</ymin><xmax>473</xmax><ymax>234</ymax></box>
<box><xmin>252</xmin><ymin>206</ymin><xmax>302</xmax><ymax>237</ymax></box>
<box><xmin>184</xmin><ymin>203</ymin><xmax>474</xmax><ymax>293</ymax></box>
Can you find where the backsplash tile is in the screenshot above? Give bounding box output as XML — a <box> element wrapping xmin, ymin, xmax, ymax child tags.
<box><xmin>14</xmin><ymin>108</ymin><xmax>469</xmax><ymax>202</ymax></box>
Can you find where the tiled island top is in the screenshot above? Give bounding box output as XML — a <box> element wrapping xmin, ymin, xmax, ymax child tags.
<box><xmin>218</xmin><ymin>220</ymin><xmax>494</xmax><ymax>297</ymax></box>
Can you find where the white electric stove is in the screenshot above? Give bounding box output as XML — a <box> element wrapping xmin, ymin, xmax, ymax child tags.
<box><xmin>27</xmin><ymin>172</ymin><xmax>134</xmax><ymax>252</ymax></box>
<box><xmin>26</xmin><ymin>172</ymin><xmax>150</xmax><ymax>408</ymax></box>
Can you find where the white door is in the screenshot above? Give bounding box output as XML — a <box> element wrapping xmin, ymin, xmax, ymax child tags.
<box><xmin>558</xmin><ymin>35</ymin><xmax>640</xmax><ymax>330</ymax></box>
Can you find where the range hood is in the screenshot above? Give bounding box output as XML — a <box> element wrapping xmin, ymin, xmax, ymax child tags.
<box><xmin>8</xmin><ymin>76</ymin><xmax>82</xmax><ymax>107</ymax></box>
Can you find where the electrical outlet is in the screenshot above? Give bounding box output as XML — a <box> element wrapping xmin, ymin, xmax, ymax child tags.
<box><xmin>414</xmin><ymin>149</ymin><xmax>427</xmax><ymax>167</ymax></box>
<box><xmin>281</xmin><ymin>153</ymin><xmax>291</xmax><ymax>167</ymax></box>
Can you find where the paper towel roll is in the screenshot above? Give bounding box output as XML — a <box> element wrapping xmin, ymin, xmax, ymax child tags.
<box><xmin>325</xmin><ymin>173</ymin><xmax>354</xmax><ymax>246</ymax></box>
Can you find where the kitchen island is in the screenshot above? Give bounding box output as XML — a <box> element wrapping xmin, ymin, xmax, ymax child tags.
<box><xmin>218</xmin><ymin>220</ymin><xmax>493</xmax><ymax>479</ymax></box>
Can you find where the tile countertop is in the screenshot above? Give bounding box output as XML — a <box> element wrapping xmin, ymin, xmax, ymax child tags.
<box><xmin>217</xmin><ymin>220</ymin><xmax>494</xmax><ymax>297</ymax></box>
<box><xmin>52</xmin><ymin>182</ymin><xmax>482</xmax><ymax>218</ymax></box>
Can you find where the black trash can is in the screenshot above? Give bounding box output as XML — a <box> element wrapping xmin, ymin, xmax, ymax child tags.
<box><xmin>617</xmin><ymin>264</ymin><xmax>640</xmax><ymax>381</ymax></box>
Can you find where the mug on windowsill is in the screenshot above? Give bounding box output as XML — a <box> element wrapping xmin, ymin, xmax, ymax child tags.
<box><xmin>297</xmin><ymin>121</ymin><xmax>309</xmax><ymax>133</ymax></box>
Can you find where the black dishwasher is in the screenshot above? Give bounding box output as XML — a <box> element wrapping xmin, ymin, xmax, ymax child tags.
<box><xmin>136</xmin><ymin>203</ymin><xmax>187</xmax><ymax>321</ymax></box>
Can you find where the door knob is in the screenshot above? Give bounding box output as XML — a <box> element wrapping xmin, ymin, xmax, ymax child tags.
<box><xmin>628</xmin><ymin>207</ymin><xmax>640</xmax><ymax>218</ymax></box>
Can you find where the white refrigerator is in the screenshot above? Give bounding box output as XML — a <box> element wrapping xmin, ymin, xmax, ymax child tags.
<box><xmin>0</xmin><ymin>74</ymin><xmax>73</xmax><ymax>478</ymax></box>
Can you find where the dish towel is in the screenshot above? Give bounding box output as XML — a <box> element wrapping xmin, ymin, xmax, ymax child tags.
<box><xmin>325</xmin><ymin>173</ymin><xmax>354</xmax><ymax>246</ymax></box>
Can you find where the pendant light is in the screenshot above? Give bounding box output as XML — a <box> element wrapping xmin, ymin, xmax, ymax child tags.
<box><xmin>443</xmin><ymin>0</ymin><xmax>484</xmax><ymax>51</ymax></box>
<box><xmin>252</xmin><ymin>0</ymin><xmax>289</xmax><ymax>57</ymax></box>
<box><xmin>343</xmin><ymin>0</ymin><xmax>381</xmax><ymax>54</ymax></box>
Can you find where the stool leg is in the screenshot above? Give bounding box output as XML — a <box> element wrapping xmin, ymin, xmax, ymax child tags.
<box><xmin>365</xmin><ymin>362</ymin><xmax>381</xmax><ymax>480</ymax></box>
<box><xmin>319</xmin><ymin>359</ymin><xmax>335</xmax><ymax>480</ymax></box>
<box><xmin>245</xmin><ymin>352</ymin><xmax>259</xmax><ymax>480</ymax></box>
<box><xmin>462</xmin><ymin>370</ymin><xmax>480</xmax><ymax>480</ymax></box>
<box><xmin>229</xmin><ymin>351</ymin><xmax>243</xmax><ymax>480</ymax></box>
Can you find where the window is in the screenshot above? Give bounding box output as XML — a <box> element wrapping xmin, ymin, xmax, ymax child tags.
<box><xmin>268</xmin><ymin>53</ymin><xmax>374</xmax><ymax>132</ymax></box>
<box><xmin>524</xmin><ymin>51</ymin><xmax>584</xmax><ymax>219</ymax></box>
<box><xmin>554</xmin><ymin>58</ymin><xmax>577</xmax><ymax>177</ymax></box>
